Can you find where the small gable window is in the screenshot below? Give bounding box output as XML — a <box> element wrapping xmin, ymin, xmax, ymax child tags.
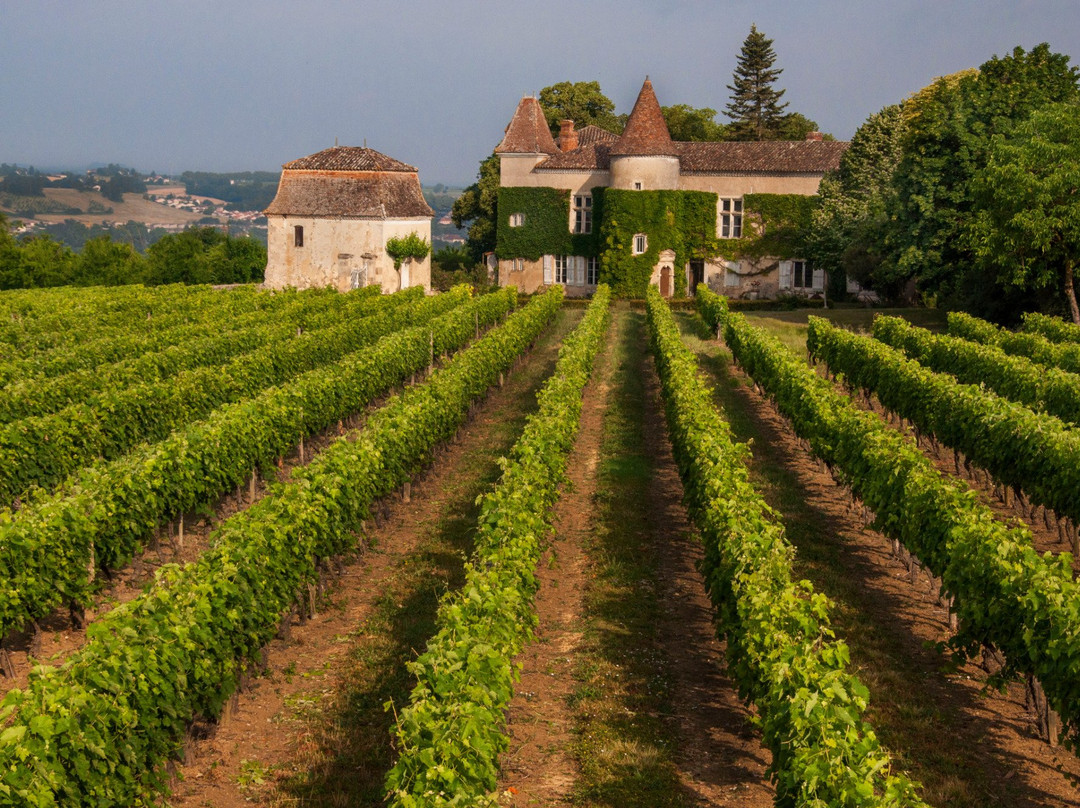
<box><xmin>509</xmin><ymin>212</ymin><xmax>525</xmax><ymax>227</ymax></box>
<box><xmin>294</xmin><ymin>225</ymin><xmax>304</xmax><ymax>247</ymax></box>
<box><xmin>633</xmin><ymin>181</ymin><xmax>643</xmax><ymax>191</ymax></box>
<box><xmin>632</xmin><ymin>233</ymin><xmax>647</xmax><ymax>255</ymax></box>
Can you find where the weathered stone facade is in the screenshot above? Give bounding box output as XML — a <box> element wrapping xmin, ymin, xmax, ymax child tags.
<box><xmin>264</xmin><ymin>147</ymin><xmax>434</xmax><ymax>293</ymax></box>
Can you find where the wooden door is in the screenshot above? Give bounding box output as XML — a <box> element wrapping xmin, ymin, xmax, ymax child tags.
<box><xmin>660</xmin><ymin>266</ymin><xmax>671</xmax><ymax>297</ymax></box>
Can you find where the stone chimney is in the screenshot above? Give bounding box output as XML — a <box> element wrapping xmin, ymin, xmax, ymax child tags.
<box><xmin>805</xmin><ymin>131</ymin><xmax>823</xmax><ymax>142</ymax></box>
<box><xmin>558</xmin><ymin>119</ymin><xmax>579</xmax><ymax>152</ymax></box>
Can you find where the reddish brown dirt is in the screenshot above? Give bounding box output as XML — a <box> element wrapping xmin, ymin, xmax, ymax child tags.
<box><xmin>0</xmin><ymin>409</ymin><xmax>371</xmax><ymax>695</ymax></box>
<box><xmin>640</xmin><ymin>352</ymin><xmax>774</xmax><ymax>806</ymax></box>
<box><xmin>165</xmin><ymin>314</ymin><xmax>576</xmax><ymax>808</ymax></box>
<box><xmin>695</xmin><ymin>334</ymin><xmax>1080</xmax><ymax>807</ymax></box>
<box><xmin>499</xmin><ymin>308</ymin><xmax>773</xmax><ymax>806</ymax></box>
<box><xmin>498</xmin><ymin>313</ymin><xmax>613</xmax><ymax>806</ymax></box>
<box><xmin>850</xmin><ymin>383</ymin><xmax>1080</xmax><ymax>575</ymax></box>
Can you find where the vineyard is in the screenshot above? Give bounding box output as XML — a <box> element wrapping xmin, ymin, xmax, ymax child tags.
<box><xmin>1</xmin><ymin>283</ymin><xmax>1080</xmax><ymax>807</ymax></box>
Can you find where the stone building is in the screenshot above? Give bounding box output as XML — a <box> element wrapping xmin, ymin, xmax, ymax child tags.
<box><xmin>494</xmin><ymin>79</ymin><xmax>848</xmax><ymax>298</ymax></box>
<box><xmin>264</xmin><ymin>146</ymin><xmax>434</xmax><ymax>293</ymax></box>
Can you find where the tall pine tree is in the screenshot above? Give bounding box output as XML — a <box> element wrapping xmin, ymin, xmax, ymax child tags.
<box><xmin>725</xmin><ymin>24</ymin><xmax>789</xmax><ymax>140</ymax></box>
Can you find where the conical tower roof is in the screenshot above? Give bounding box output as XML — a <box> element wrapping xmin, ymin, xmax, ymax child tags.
<box><xmin>495</xmin><ymin>96</ymin><xmax>558</xmax><ymax>154</ymax></box>
<box><xmin>611</xmin><ymin>78</ymin><xmax>675</xmax><ymax>157</ymax></box>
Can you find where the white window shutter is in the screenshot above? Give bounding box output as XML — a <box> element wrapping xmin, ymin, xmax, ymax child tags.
<box><xmin>543</xmin><ymin>255</ymin><xmax>552</xmax><ymax>284</ymax></box>
<box><xmin>812</xmin><ymin>268</ymin><xmax>825</xmax><ymax>291</ymax></box>
<box><xmin>779</xmin><ymin>261</ymin><xmax>793</xmax><ymax>290</ymax></box>
<box><xmin>575</xmin><ymin>256</ymin><xmax>584</xmax><ymax>285</ymax></box>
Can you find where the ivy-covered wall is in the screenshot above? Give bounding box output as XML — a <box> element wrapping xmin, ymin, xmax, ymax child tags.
<box><xmin>495</xmin><ymin>187</ymin><xmax>572</xmax><ymax>260</ymax></box>
<box><xmin>597</xmin><ymin>188</ymin><xmax>719</xmax><ymax>297</ymax></box>
<box><xmin>495</xmin><ymin>185</ymin><xmax>818</xmax><ymax>297</ymax></box>
<box><xmin>718</xmin><ymin>193</ymin><xmax>818</xmax><ymax>262</ymax></box>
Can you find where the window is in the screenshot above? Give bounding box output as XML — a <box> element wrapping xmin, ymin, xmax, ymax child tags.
<box><xmin>720</xmin><ymin>198</ymin><xmax>742</xmax><ymax>239</ymax></box>
<box><xmin>554</xmin><ymin>255</ymin><xmax>569</xmax><ymax>284</ymax></box>
<box><xmin>632</xmin><ymin>233</ymin><xmax>647</xmax><ymax>255</ymax></box>
<box><xmin>294</xmin><ymin>225</ymin><xmax>304</xmax><ymax>247</ymax></box>
<box><xmin>573</xmin><ymin>195</ymin><xmax>592</xmax><ymax>234</ymax></box>
<box><xmin>509</xmin><ymin>212</ymin><xmax>525</xmax><ymax>227</ymax></box>
<box><xmin>512</xmin><ymin>258</ymin><xmax>525</xmax><ymax>272</ymax></box>
<box><xmin>792</xmin><ymin>260</ymin><xmax>812</xmax><ymax>289</ymax></box>
<box><xmin>586</xmin><ymin>256</ymin><xmax>599</xmax><ymax>286</ymax></box>
<box><xmin>724</xmin><ymin>268</ymin><xmax>740</xmax><ymax>287</ymax></box>
<box><xmin>633</xmin><ymin>181</ymin><xmax>643</xmax><ymax>190</ymax></box>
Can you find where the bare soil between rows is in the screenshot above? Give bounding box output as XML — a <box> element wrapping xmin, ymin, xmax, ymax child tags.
<box><xmin>686</xmin><ymin>318</ymin><xmax>1080</xmax><ymax>807</ymax></box>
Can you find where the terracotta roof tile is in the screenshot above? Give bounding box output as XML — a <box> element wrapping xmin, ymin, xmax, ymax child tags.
<box><xmin>610</xmin><ymin>79</ymin><xmax>675</xmax><ymax>157</ymax></box>
<box><xmin>576</xmin><ymin>125</ymin><xmax>619</xmax><ymax>146</ymax></box>
<box><xmin>676</xmin><ymin>140</ymin><xmax>847</xmax><ymax>173</ymax></box>
<box><xmin>282</xmin><ymin>146</ymin><xmax>417</xmax><ymax>172</ymax></box>
<box><xmin>495</xmin><ymin>96</ymin><xmax>558</xmax><ymax>154</ymax></box>
<box><xmin>535</xmin><ymin>143</ymin><xmax>613</xmax><ymax>171</ymax></box>
<box><xmin>265</xmin><ymin>171</ymin><xmax>434</xmax><ymax>218</ymax></box>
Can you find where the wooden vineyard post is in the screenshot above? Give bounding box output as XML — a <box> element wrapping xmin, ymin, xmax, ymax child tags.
<box><xmin>177</xmin><ymin>514</ymin><xmax>184</xmax><ymax>551</ymax></box>
<box><xmin>429</xmin><ymin>331</ymin><xmax>435</xmax><ymax>376</ymax></box>
<box><xmin>403</xmin><ymin>481</ymin><xmax>411</xmax><ymax>503</ymax></box>
<box><xmin>0</xmin><ymin>638</ymin><xmax>15</xmax><ymax>678</ymax></box>
<box><xmin>249</xmin><ymin>470</ymin><xmax>257</xmax><ymax>504</ymax></box>
<box><xmin>475</xmin><ymin>310</ymin><xmax>480</xmax><ymax>339</ymax></box>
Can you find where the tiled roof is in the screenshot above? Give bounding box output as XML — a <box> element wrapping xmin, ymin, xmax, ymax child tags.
<box><xmin>495</xmin><ymin>96</ymin><xmax>558</xmax><ymax>155</ymax></box>
<box><xmin>576</xmin><ymin>125</ymin><xmax>618</xmax><ymax>146</ymax></box>
<box><xmin>610</xmin><ymin>79</ymin><xmax>675</xmax><ymax>157</ymax></box>
<box><xmin>282</xmin><ymin>146</ymin><xmax>417</xmax><ymax>172</ymax></box>
<box><xmin>264</xmin><ymin>171</ymin><xmax>434</xmax><ymax>218</ymax></box>
<box><xmin>535</xmin><ymin>138</ymin><xmax>846</xmax><ymax>174</ymax></box>
<box><xmin>676</xmin><ymin>140</ymin><xmax>847</xmax><ymax>173</ymax></box>
<box><xmin>535</xmin><ymin>143</ymin><xmax>613</xmax><ymax>171</ymax></box>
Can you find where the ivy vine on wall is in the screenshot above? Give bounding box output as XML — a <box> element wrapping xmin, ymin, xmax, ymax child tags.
<box><xmin>598</xmin><ymin>188</ymin><xmax>719</xmax><ymax>297</ymax></box>
<box><xmin>385</xmin><ymin>232</ymin><xmax>431</xmax><ymax>269</ymax></box>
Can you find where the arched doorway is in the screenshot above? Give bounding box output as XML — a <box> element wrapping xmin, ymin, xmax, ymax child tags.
<box><xmin>660</xmin><ymin>265</ymin><xmax>671</xmax><ymax>297</ymax></box>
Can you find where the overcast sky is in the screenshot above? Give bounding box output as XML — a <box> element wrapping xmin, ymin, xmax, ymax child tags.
<box><xmin>2</xmin><ymin>0</ymin><xmax>1078</xmax><ymax>185</ymax></box>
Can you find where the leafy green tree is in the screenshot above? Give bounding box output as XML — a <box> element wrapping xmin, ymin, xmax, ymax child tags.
<box><xmin>970</xmin><ymin>103</ymin><xmax>1080</xmax><ymax>322</ymax></box>
<box><xmin>74</xmin><ymin>235</ymin><xmax>145</xmax><ymax>286</ymax></box>
<box><xmin>725</xmin><ymin>24</ymin><xmax>789</xmax><ymax>140</ymax></box>
<box><xmin>661</xmin><ymin>104</ymin><xmax>729</xmax><ymax>141</ymax></box>
<box><xmin>0</xmin><ymin>214</ymin><xmax>26</xmax><ymax>289</ymax></box>
<box><xmin>807</xmin><ymin>105</ymin><xmax>906</xmax><ymax>298</ymax></box>
<box><xmin>538</xmin><ymin>81</ymin><xmax>622</xmax><ymax>135</ymax></box>
<box><xmin>886</xmin><ymin>45</ymin><xmax>1079</xmax><ymax>312</ymax></box>
<box><xmin>451</xmin><ymin>153</ymin><xmax>500</xmax><ymax>264</ymax></box>
<box><xmin>385</xmin><ymin>232</ymin><xmax>431</xmax><ymax>269</ymax></box>
<box><xmin>773</xmin><ymin>112</ymin><xmax>830</xmax><ymax>141</ymax></box>
<box><xmin>203</xmin><ymin>235</ymin><xmax>267</xmax><ymax>284</ymax></box>
<box><xmin>18</xmin><ymin>235</ymin><xmax>76</xmax><ymax>287</ymax></box>
<box><xmin>144</xmin><ymin>228</ymin><xmax>224</xmax><ymax>285</ymax></box>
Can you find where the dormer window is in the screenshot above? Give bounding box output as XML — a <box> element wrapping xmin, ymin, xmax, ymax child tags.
<box><xmin>632</xmin><ymin>233</ymin><xmax>647</xmax><ymax>255</ymax></box>
<box><xmin>509</xmin><ymin>212</ymin><xmax>525</xmax><ymax>227</ymax></box>
<box><xmin>294</xmin><ymin>225</ymin><xmax>304</xmax><ymax>247</ymax></box>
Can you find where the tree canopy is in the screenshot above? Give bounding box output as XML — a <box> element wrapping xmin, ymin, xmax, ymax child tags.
<box><xmin>970</xmin><ymin>102</ymin><xmax>1080</xmax><ymax>322</ymax></box>
<box><xmin>725</xmin><ymin>24</ymin><xmax>790</xmax><ymax>140</ymax></box>
<box><xmin>538</xmin><ymin>81</ymin><xmax>623</xmax><ymax>136</ymax></box>
<box><xmin>885</xmin><ymin>44</ymin><xmax>1079</xmax><ymax>315</ymax></box>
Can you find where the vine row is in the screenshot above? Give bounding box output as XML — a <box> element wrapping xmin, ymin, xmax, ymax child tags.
<box><xmin>0</xmin><ymin>285</ymin><xmax>401</xmax><ymax>422</ymax></box>
<box><xmin>0</xmin><ymin>287</ymin><xmax>563</xmax><ymax>807</ymax></box>
<box><xmin>810</xmin><ymin>315</ymin><xmax>1080</xmax><ymax>530</ymax></box>
<box><xmin>872</xmin><ymin>315</ymin><xmax>1080</xmax><ymax>428</ymax></box>
<box><xmin>1021</xmin><ymin>312</ymin><xmax>1080</xmax><ymax>346</ymax></box>
<box><xmin>0</xmin><ymin>287</ymin><xmax>516</xmax><ymax>647</ymax></box>
<box><xmin>0</xmin><ymin>287</ymin><xmax>452</xmax><ymax>506</ymax></box>
<box><xmin>661</xmin><ymin>287</ymin><xmax>925</xmax><ymax>807</ymax></box>
<box><xmin>697</xmin><ymin>285</ymin><xmax>1080</xmax><ymax>749</ymax></box>
<box><xmin>386</xmin><ymin>286</ymin><xmax>611</xmax><ymax>807</ymax></box>
<box><xmin>947</xmin><ymin>311</ymin><xmax>1080</xmax><ymax>374</ymax></box>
